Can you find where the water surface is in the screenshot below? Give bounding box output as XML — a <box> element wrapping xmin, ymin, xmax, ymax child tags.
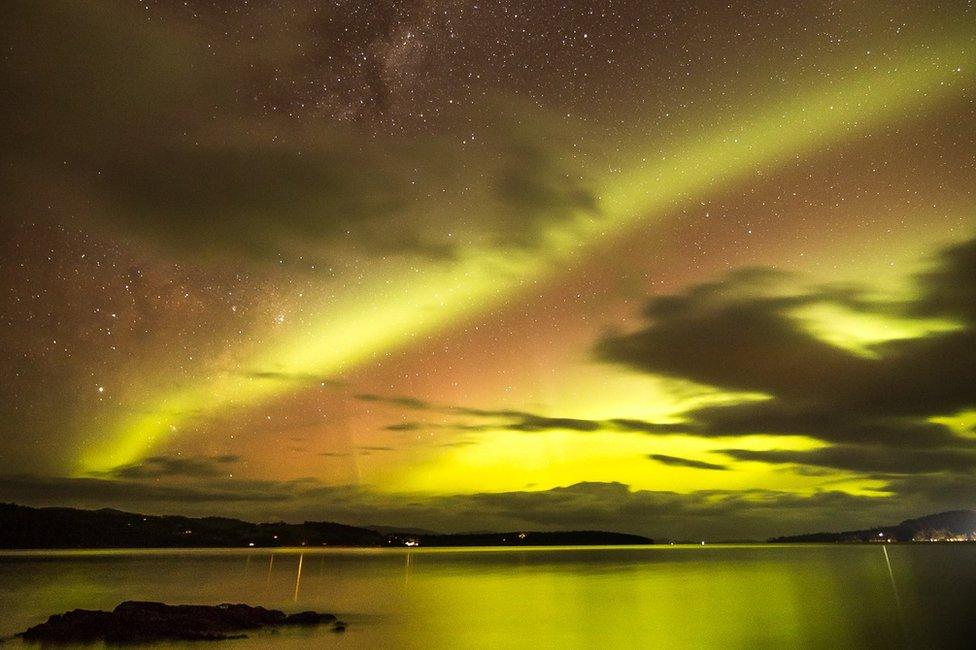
<box><xmin>1</xmin><ymin>544</ymin><xmax>974</xmax><ymax>648</ymax></box>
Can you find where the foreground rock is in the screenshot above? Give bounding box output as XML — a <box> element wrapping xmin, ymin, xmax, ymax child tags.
<box><xmin>20</xmin><ymin>601</ymin><xmax>345</xmax><ymax>643</ymax></box>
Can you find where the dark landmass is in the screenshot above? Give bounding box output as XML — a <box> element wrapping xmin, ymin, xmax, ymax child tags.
<box><xmin>366</xmin><ymin>524</ymin><xmax>441</xmax><ymax>536</ymax></box>
<box><xmin>0</xmin><ymin>503</ymin><xmax>653</xmax><ymax>548</ymax></box>
<box><xmin>413</xmin><ymin>530</ymin><xmax>653</xmax><ymax>546</ymax></box>
<box><xmin>0</xmin><ymin>503</ymin><xmax>384</xmax><ymax>548</ymax></box>
<box><xmin>770</xmin><ymin>510</ymin><xmax>976</xmax><ymax>543</ymax></box>
<box><xmin>19</xmin><ymin>601</ymin><xmax>343</xmax><ymax>643</ymax></box>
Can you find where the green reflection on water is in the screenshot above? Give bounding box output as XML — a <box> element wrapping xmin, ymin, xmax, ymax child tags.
<box><xmin>1</xmin><ymin>545</ymin><xmax>974</xmax><ymax>648</ymax></box>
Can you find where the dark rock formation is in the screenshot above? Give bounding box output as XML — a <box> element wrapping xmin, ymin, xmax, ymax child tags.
<box><xmin>19</xmin><ymin>601</ymin><xmax>344</xmax><ymax>643</ymax></box>
<box><xmin>282</xmin><ymin>610</ymin><xmax>336</xmax><ymax>626</ymax></box>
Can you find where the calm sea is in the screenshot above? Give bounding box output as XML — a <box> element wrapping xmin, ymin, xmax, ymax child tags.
<box><xmin>1</xmin><ymin>544</ymin><xmax>974</xmax><ymax>648</ymax></box>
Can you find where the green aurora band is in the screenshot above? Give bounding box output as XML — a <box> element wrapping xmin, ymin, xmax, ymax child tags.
<box><xmin>78</xmin><ymin>34</ymin><xmax>974</xmax><ymax>475</ymax></box>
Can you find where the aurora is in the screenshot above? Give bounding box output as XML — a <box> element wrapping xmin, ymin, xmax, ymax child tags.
<box><xmin>79</xmin><ymin>32</ymin><xmax>974</xmax><ymax>475</ymax></box>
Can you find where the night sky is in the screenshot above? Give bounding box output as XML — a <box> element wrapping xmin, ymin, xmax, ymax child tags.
<box><xmin>1</xmin><ymin>0</ymin><xmax>974</xmax><ymax>540</ymax></box>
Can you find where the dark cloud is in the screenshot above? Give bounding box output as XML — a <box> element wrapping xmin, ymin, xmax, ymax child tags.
<box><xmin>385</xmin><ymin>422</ymin><xmax>425</xmax><ymax>431</ymax></box>
<box><xmin>238</xmin><ymin>371</ymin><xmax>346</xmax><ymax>387</ymax></box>
<box><xmin>490</xmin><ymin>136</ymin><xmax>600</xmax><ymax>248</ymax></box>
<box><xmin>105</xmin><ymin>455</ymin><xmax>241</xmax><ymax>480</ymax></box>
<box><xmin>649</xmin><ymin>454</ymin><xmax>728</xmax><ymax>471</ymax></box>
<box><xmin>883</xmin><ymin>474</ymin><xmax>976</xmax><ymax>506</ymax></box>
<box><xmin>507</xmin><ymin>415</ymin><xmax>601</xmax><ymax>432</ymax></box>
<box><xmin>722</xmin><ymin>447</ymin><xmax>976</xmax><ymax>474</ymax></box>
<box><xmin>608</xmin><ymin>419</ymin><xmax>693</xmax><ymax>434</ymax></box>
<box><xmin>357</xmin><ymin>446</ymin><xmax>395</xmax><ymax>454</ymax></box>
<box><xmin>687</xmin><ymin>402</ymin><xmax>964</xmax><ymax>448</ymax></box>
<box><xmin>355</xmin><ymin>393</ymin><xmax>432</xmax><ymax>410</ymax></box>
<box><xmin>98</xmin><ymin>143</ymin><xmax>417</xmax><ymax>261</ymax></box>
<box><xmin>357</xmin><ymin>393</ymin><xmax>686</xmax><ymax>434</ymax></box>
<box><xmin>436</xmin><ymin>440</ymin><xmax>477</xmax><ymax>448</ymax></box>
<box><xmin>595</xmin><ymin>237</ymin><xmax>976</xmax><ymax>475</ymax></box>
<box><xmin>598</xmin><ymin>271</ymin><xmax>873</xmax><ymax>400</ymax></box>
<box><xmin>0</xmin><ymin>474</ymin><xmax>917</xmax><ymax>540</ymax></box>
<box><xmin>913</xmin><ymin>238</ymin><xmax>976</xmax><ymax>321</ymax></box>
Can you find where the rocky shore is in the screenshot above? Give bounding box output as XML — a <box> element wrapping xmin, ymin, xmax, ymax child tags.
<box><xmin>19</xmin><ymin>601</ymin><xmax>346</xmax><ymax>643</ymax></box>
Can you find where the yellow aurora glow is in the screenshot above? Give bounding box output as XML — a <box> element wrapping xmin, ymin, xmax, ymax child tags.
<box><xmin>78</xmin><ymin>33</ymin><xmax>975</xmax><ymax>477</ymax></box>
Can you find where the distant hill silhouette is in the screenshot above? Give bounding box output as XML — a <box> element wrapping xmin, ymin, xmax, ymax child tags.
<box><xmin>770</xmin><ymin>510</ymin><xmax>976</xmax><ymax>542</ymax></box>
<box><xmin>0</xmin><ymin>503</ymin><xmax>653</xmax><ymax>549</ymax></box>
<box><xmin>0</xmin><ymin>503</ymin><xmax>384</xmax><ymax>548</ymax></box>
<box><xmin>409</xmin><ymin>531</ymin><xmax>653</xmax><ymax>546</ymax></box>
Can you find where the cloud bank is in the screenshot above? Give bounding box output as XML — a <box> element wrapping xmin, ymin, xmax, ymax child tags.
<box><xmin>597</xmin><ymin>238</ymin><xmax>976</xmax><ymax>476</ymax></box>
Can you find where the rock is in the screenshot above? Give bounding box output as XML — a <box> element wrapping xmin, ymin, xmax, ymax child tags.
<box><xmin>20</xmin><ymin>601</ymin><xmax>341</xmax><ymax>643</ymax></box>
<box><xmin>284</xmin><ymin>610</ymin><xmax>337</xmax><ymax>625</ymax></box>
<box><xmin>19</xmin><ymin>609</ymin><xmax>118</xmax><ymax>643</ymax></box>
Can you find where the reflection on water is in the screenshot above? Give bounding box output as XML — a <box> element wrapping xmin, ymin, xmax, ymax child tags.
<box><xmin>1</xmin><ymin>544</ymin><xmax>975</xmax><ymax>648</ymax></box>
<box><xmin>293</xmin><ymin>553</ymin><xmax>303</xmax><ymax>603</ymax></box>
<box><xmin>881</xmin><ymin>544</ymin><xmax>906</xmax><ymax>638</ymax></box>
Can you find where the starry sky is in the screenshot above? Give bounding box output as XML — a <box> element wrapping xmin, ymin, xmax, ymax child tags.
<box><xmin>1</xmin><ymin>0</ymin><xmax>974</xmax><ymax>540</ymax></box>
